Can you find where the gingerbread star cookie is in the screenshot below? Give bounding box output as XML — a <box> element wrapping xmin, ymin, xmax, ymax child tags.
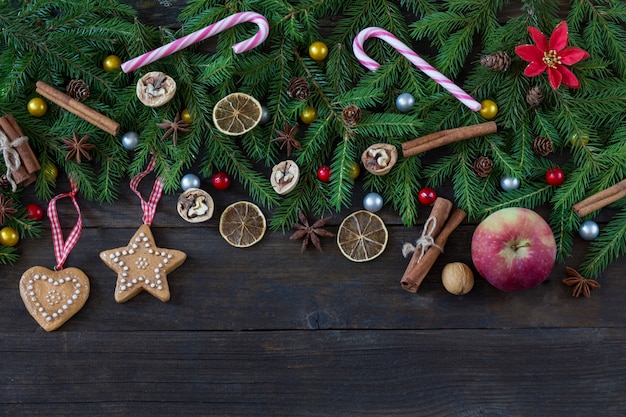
<box><xmin>99</xmin><ymin>224</ymin><xmax>186</xmax><ymax>303</ymax></box>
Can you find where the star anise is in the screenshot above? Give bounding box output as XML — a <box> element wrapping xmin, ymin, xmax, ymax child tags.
<box><xmin>62</xmin><ymin>132</ymin><xmax>95</xmax><ymax>163</ymax></box>
<box><xmin>272</xmin><ymin>122</ymin><xmax>301</xmax><ymax>156</ymax></box>
<box><xmin>289</xmin><ymin>209</ymin><xmax>334</xmax><ymax>253</ymax></box>
<box><xmin>0</xmin><ymin>194</ymin><xmax>17</xmax><ymax>225</ymax></box>
<box><xmin>563</xmin><ymin>267</ymin><xmax>600</xmax><ymax>298</ymax></box>
<box><xmin>157</xmin><ymin>112</ymin><xmax>190</xmax><ymax>146</ymax></box>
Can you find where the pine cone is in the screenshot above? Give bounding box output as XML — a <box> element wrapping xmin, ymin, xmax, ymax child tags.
<box><xmin>287</xmin><ymin>77</ymin><xmax>310</xmax><ymax>101</ymax></box>
<box><xmin>532</xmin><ymin>136</ymin><xmax>553</xmax><ymax>156</ymax></box>
<box><xmin>66</xmin><ymin>79</ymin><xmax>90</xmax><ymax>101</ymax></box>
<box><xmin>472</xmin><ymin>156</ymin><xmax>493</xmax><ymax>178</ymax></box>
<box><xmin>526</xmin><ymin>86</ymin><xmax>544</xmax><ymax>107</ymax></box>
<box><xmin>0</xmin><ymin>174</ymin><xmax>9</xmax><ymax>190</ymax></box>
<box><xmin>342</xmin><ymin>105</ymin><xmax>361</xmax><ymax>127</ymax></box>
<box><xmin>480</xmin><ymin>51</ymin><xmax>511</xmax><ymax>72</ymax></box>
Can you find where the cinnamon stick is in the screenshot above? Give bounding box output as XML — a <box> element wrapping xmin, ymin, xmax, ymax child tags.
<box><xmin>0</xmin><ymin>115</ymin><xmax>40</xmax><ymax>174</ymax></box>
<box><xmin>573</xmin><ymin>179</ymin><xmax>626</xmax><ymax>217</ymax></box>
<box><xmin>401</xmin><ymin>207</ymin><xmax>467</xmax><ymax>293</ymax></box>
<box><xmin>402</xmin><ymin>122</ymin><xmax>497</xmax><ymax>157</ymax></box>
<box><xmin>35</xmin><ymin>81</ymin><xmax>120</xmax><ymax>136</ymax></box>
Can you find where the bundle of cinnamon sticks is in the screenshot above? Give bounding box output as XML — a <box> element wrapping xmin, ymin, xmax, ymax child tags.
<box><xmin>400</xmin><ymin>197</ymin><xmax>466</xmax><ymax>293</ymax></box>
<box><xmin>35</xmin><ymin>81</ymin><xmax>120</xmax><ymax>136</ymax></box>
<box><xmin>573</xmin><ymin>179</ymin><xmax>626</xmax><ymax>217</ymax></box>
<box><xmin>0</xmin><ymin>114</ymin><xmax>39</xmax><ymax>186</ymax></box>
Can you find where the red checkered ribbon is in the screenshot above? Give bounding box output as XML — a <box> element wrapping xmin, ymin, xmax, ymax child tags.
<box><xmin>129</xmin><ymin>156</ymin><xmax>164</xmax><ymax>226</ymax></box>
<box><xmin>47</xmin><ymin>179</ymin><xmax>82</xmax><ymax>270</ymax></box>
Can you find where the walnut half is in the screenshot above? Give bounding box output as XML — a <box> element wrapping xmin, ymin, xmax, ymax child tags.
<box><xmin>177</xmin><ymin>188</ymin><xmax>214</xmax><ymax>223</ymax></box>
<box><xmin>136</xmin><ymin>71</ymin><xmax>177</xmax><ymax>107</ymax></box>
<box><xmin>361</xmin><ymin>143</ymin><xmax>398</xmax><ymax>176</ymax></box>
<box><xmin>270</xmin><ymin>160</ymin><xmax>300</xmax><ymax>195</ymax></box>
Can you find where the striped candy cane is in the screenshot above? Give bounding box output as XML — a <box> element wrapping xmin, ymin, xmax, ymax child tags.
<box><xmin>122</xmin><ymin>11</ymin><xmax>269</xmax><ymax>73</ymax></box>
<box><xmin>353</xmin><ymin>27</ymin><xmax>481</xmax><ymax>111</ymax></box>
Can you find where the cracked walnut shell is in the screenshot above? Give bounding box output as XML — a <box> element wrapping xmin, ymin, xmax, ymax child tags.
<box><xmin>270</xmin><ymin>160</ymin><xmax>300</xmax><ymax>195</ymax></box>
<box><xmin>177</xmin><ymin>188</ymin><xmax>214</xmax><ymax>223</ymax></box>
<box><xmin>361</xmin><ymin>143</ymin><xmax>398</xmax><ymax>176</ymax></box>
<box><xmin>136</xmin><ymin>71</ymin><xmax>177</xmax><ymax>107</ymax></box>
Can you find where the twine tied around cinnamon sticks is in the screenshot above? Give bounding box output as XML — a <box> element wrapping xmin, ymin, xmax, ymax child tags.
<box><xmin>401</xmin><ymin>216</ymin><xmax>442</xmax><ymax>261</ymax></box>
<box><xmin>0</xmin><ymin>131</ymin><xmax>28</xmax><ymax>191</ymax></box>
<box><xmin>0</xmin><ymin>114</ymin><xmax>39</xmax><ymax>188</ymax></box>
<box><xmin>402</xmin><ymin>121</ymin><xmax>497</xmax><ymax>157</ymax></box>
<box><xmin>400</xmin><ymin>197</ymin><xmax>466</xmax><ymax>293</ymax></box>
<box><xmin>573</xmin><ymin>178</ymin><xmax>626</xmax><ymax>217</ymax></box>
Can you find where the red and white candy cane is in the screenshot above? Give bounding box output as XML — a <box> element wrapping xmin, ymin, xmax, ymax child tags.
<box><xmin>122</xmin><ymin>11</ymin><xmax>269</xmax><ymax>73</ymax></box>
<box><xmin>353</xmin><ymin>27</ymin><xmax>481</xmax><ymax>111</ymax></box>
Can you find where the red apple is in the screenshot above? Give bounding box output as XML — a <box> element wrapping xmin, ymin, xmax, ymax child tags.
<box><xmin>471</xmin><ymin>207</ymin><xmax>556</xmax><ymax>292</ymax></box>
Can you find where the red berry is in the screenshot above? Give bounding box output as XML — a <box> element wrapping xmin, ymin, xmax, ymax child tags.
<box><xmin>546</xmin><ymin>167</ymin><xmax>565</xmax><ymax>186</ymax></box>
<box><xmin>317</xmin><ymin>165</ymin><xmax>331</xmax><ymax>183</ymax></box>
<box><xmin>25</xmin><ymin>203</ymin><xmax>44</xmax><ymax>221</ymax></box>
<box><xmin>211</xmin><ymin>172</ymin><xmax>231</xmax><ymax>190</ymax></box>
<box><xmin>418</xmin><ymin>187</ymin><xmax>437</xmax><ymax>206</ymax></box>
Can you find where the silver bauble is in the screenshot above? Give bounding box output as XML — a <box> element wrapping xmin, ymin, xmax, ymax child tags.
<box><xmin>395</xmin><ymin>93</ymin><xmax>415</xmax><ymax>113</ymax></box>
<box><xmin>363</xmin><ymin>192</ymin><xmax>384</xmax><ymax>213</ymax></box>
<box><xmin>181</xmin><ymin>173</ymin><xmax>201</xmax><ymax>191</ymax></box>
<box><xmin>500</xmin><ymin>176</ymin><xmax>520</xmax><ymax>191</ymax></box>
<box><xmin>579</xmin><ymin>220</ymin><xmax>600</xmax><ymax>241</ymax></box>
<box><xmin>122</xmin><ymin>131</ymin><xmax>140</xmax><ymax>151</ymax></box>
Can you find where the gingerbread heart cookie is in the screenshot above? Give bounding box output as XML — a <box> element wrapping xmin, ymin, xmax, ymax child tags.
<box><xmin>19</xmin><ymin>266</ymin><xmax>90</xmax><ymax>332</ymax></box>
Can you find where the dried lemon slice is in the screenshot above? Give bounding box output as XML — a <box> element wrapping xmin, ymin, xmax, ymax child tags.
<box><xmin>337</xmin><ymin>210</ymin><xmax>388</xmax><ymax>262</ymax></box>
<box><xmin>212</xmin><ymin>92</ymin><xmax>262</xmax><ymax>136</ymax></box>
<box><xmin>219</xmin><ymin>201</ymin><xmax>266</xmax><ymax>248</ymax></box>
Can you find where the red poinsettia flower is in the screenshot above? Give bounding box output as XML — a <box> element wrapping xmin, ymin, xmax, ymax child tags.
<box><xmin>514</xmin><ymin>21</ymin><xmax>589</xmax><ymax>89</ymax></box>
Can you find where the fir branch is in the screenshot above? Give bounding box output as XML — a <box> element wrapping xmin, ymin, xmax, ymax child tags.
<box><xmin>578</xmin><ymin>210</ymin><xmax>626</xmax><ymax>279</ymax></box>
<box><xmin>0</xmin><ymin>245</ymin><xmax>19</xmax><ymax>266</ymax></box>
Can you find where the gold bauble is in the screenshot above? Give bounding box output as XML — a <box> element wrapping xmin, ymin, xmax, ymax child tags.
<box><xmin>299</xmin><ymin>106</ymin><xmax>317</xmax><ymax>124</ymax></box>
<box><xmin>103</xmin><ymin>54</ymin><xmax>122</xmax><ymax>72</ymax></box>
<box><xmin>478</xmin><ymin>99</ymin><xmax>498</xmax><ymax>120</ymax></box>
<box><xmin>27</xmin><ymin>97</ymin><xmax>47</xmax><ymax>117</ymax></box>
<box><xmin>309</xmin><ymin>41</ymin><xmax>329</xmax><ymax>61</ymax></box>
<box><xmin>0</xmin><ymin>226</ymin><xmax>19</xmax><ymax>247</ymax></box>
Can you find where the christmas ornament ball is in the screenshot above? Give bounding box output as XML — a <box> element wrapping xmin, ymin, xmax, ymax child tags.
<box><xmin>103</xmin><ymin>54</ymin><xmax>122</xmax><ymax>72</ymax></box>
<box><xmin>121</xmin><ymin>131</ymin><xmax>140</xmax><ymax>151</ymax></box>
<box><xmin>181</xmin><ymin>108</ymin><xmax>193</xmax><ymax>124</ymax></box>
<box><xmin>569</xmin><ymin>132</ymin><xmax>589</xmax><ymax>146</ymax></box>
<box><xmin>211</xmin><ymin>172</ymin><xmax>231</xmax><ymax>190</ymax></box>
<box><xmin>441</xmin><ymin>262</ymin><xmax>474</xmax><ymax>295</ymax></box>
<box><xmin>363</xmin><ymin>192</ymin><xmax>384</xmax><ymax>213</ymax></box>
<box><xmin>579</xmin><ymin>220</ymin><xmax>600</xmax><ymax>241</ymax></box>
<box><xmin>181</xmin><ymin>173</ymin><xmax>201</xmax><ymax>191</ymax></box>
<box><xmin>418</xmin><ymin>187</ymin><xmax>437</xmax><ymax>206</ymax></box>
<box><xmin>300</xmin><ymin>106</ymin><xmax>317</xmax><ymax>124</ymax></box>
<box><xmin>346</xmin><ymin>161</ymin><xmax>360</xmax><ymax>180</ymax></box>
<box><xmin>0</xmin><ymin>226</ymin><xmax>19</xmax><ymax>247</ymax></box>
<box><xmin>500</xmin><ymin>176</ymin><xmax>520</xmax><ymax>191</ymax></box>
<box><xmin>42</xmin><ymin>163</ymin><xmax>58</xmax><ymax>181</ymax></box>
<box><xmin>25</xmin><ymin>203</ymin><xmax>45</xmax><ymax>221</ymax></box>
<box><xmin>308</xmin><ymin>41</ymin><xmax>329</xmax><ymax>61</ymax></box>
<box><xmin>395</xmin><ymin>93</ymin><xmax>415</xmax><ymax>113</ymax></box>
<box><xmin>260</xmin><ymin>106</ymin><xmax>271</xmax><ymax>125</ymax></box>
<box><xmin>27</xmin><ymin>97</ymin><xmax>47</xmax><ymax>117</ymax></box>
<box><xmin>546</xmin><ymin>167</ymin><xmax>565</xmax><ymax>186</ymax></box>
<box><xmin>479</xmin><ymin>99</ymin><xmax>498</xmax><ymax>119</ymax></box>
<box><xmin>317</xmin><ymin>165</ymin><xmax>331</xmax><ymax>183</ymax></box>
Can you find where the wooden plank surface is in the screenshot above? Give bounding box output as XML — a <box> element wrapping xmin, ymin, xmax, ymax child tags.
<box><xmin>1</xmin><ymin>1</ymin><xmax>625</xmax><ymax>415</ymax></box>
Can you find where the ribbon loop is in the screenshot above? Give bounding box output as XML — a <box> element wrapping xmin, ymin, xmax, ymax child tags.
<box><xmin>47</xmin><ymin>180</ymin><xmax>82</xmax><ymax>270</ymax></box>
<box><xmin>129</xmin><ymin>156</ymin><xmax>164</xmax><ymax>226</ymax></box>
<box><xmin>0</xmin><ymin>130</ymin><xmax>28</xmax><ymax>191</ymax></box>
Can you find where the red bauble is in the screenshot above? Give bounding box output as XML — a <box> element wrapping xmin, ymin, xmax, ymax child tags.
<box><xmin>418</xmin><ymin>187</ymin><xmax>437</xmax><ymax>205</ymax></box>
<box><xmin>317</xmin><ymin>165</ymin><xmax>331</xmax><ymax>183</ymax></box>
<box><xmin>211</xmin><ymin>172</ymin><xmax>231</xmax><ymax>190</ymax></box>
<box><xmin>546</xmin><ymin>167</ymin><xmax>565</xmax><ymax>186</ymax></box>
<box><xmin>25</xmin><ymin>203</ymin><xmax>45</xmax><ymax>221</ymax></box>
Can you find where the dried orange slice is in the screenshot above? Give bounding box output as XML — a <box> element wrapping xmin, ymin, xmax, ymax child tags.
<box><xmin>212</xmin><ymin>92</ymin><xmax>262</xmax><ymax>136</ymax></box>
<box><xmin>219</xmin><ymin>201</ymin><xmax>266</xmax><ymax>248</ymax></box>
<box><xmin>337</xmin><ymin>210</ymin><xmax>388</xmax><ymax>262</ymax></box>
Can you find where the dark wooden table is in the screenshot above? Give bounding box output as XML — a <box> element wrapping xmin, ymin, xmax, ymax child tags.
<box><xmin>2</xmin><ymin>2</ymin><xmax>625</xmax><ymax>416</ymax></box>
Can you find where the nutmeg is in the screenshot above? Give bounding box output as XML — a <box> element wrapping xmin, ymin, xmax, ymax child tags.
<box><xmin>441</xmin><ymin>262</ymin><xmax>474</xmax><ymax>295</ymax></box>
<box><xmin>270</xmin><ymin>160</ymin><xmax>300</xmax><ymax>195</ymax></box>
<box><xmin>136</xmin><ymin>71</ymin><xmax>177</xmax><ymax>107</ymax></box>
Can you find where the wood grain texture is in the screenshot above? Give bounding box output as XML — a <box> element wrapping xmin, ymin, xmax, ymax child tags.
<box><xmin>1</xmin><ymin>1</ymin><xmax>624</xmax><ymax>415</ymax></box>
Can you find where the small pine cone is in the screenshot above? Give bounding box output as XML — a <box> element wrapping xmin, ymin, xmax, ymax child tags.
<box><xmin>287</xmin><ymin>77</ymin><xmax>310</xmax><ymax>101</ymax></box>
<box><xmin>532</xmin><ymin>136</ymin><xmax>553</xmax><ymax>156</ymax></box>
<box><xmin>480</xmin><ymin>51</ymin><xmax>511</xmax><ymax>72</ymax></box>
<box><xmin>66</xmin><ymin>79</ymin><xmax>90</xmax><ymax>101</ymax></box>
<box><xmin>0</xmin><ymin>174</ymin><xmax>9</xmax><ymax>190</ymax></box>
<box><xmin>342</xmin><ymin>105</ymin><xmax>361</xmax><ymax>127</ymax></box>
<box><xmin>472</xmin><ymin>156</ymin><xmax>493</xmax><ymax>178</ymax></box>
<box><xmin>526</xmin><ymin>86</ymin><xmax>544</xmax><ymax>107</ymax></box>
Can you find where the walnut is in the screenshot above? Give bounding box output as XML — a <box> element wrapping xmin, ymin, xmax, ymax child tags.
<box><xmin>177</xmin><ymin>188</ymin><xmax>214</xmax><ymax>223</ymax></box>
<box><xmin>441</xmin><ymin>262</ymin><xmax>474</xmax><ymax>295</ymax></box>
<box><xmin>361</xmin><ymin>143</ymin><xmax>398</xmax><ymax>176</ymax></box>
<box><xmin>270</xmin><ymin>160</ymin><xmax>300</xmax><ymax>195</ymax></box>
<box><xmin>136</xmin><ymin>71</ymin><xmax>177</xmax><ymax>107</ymax></box>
